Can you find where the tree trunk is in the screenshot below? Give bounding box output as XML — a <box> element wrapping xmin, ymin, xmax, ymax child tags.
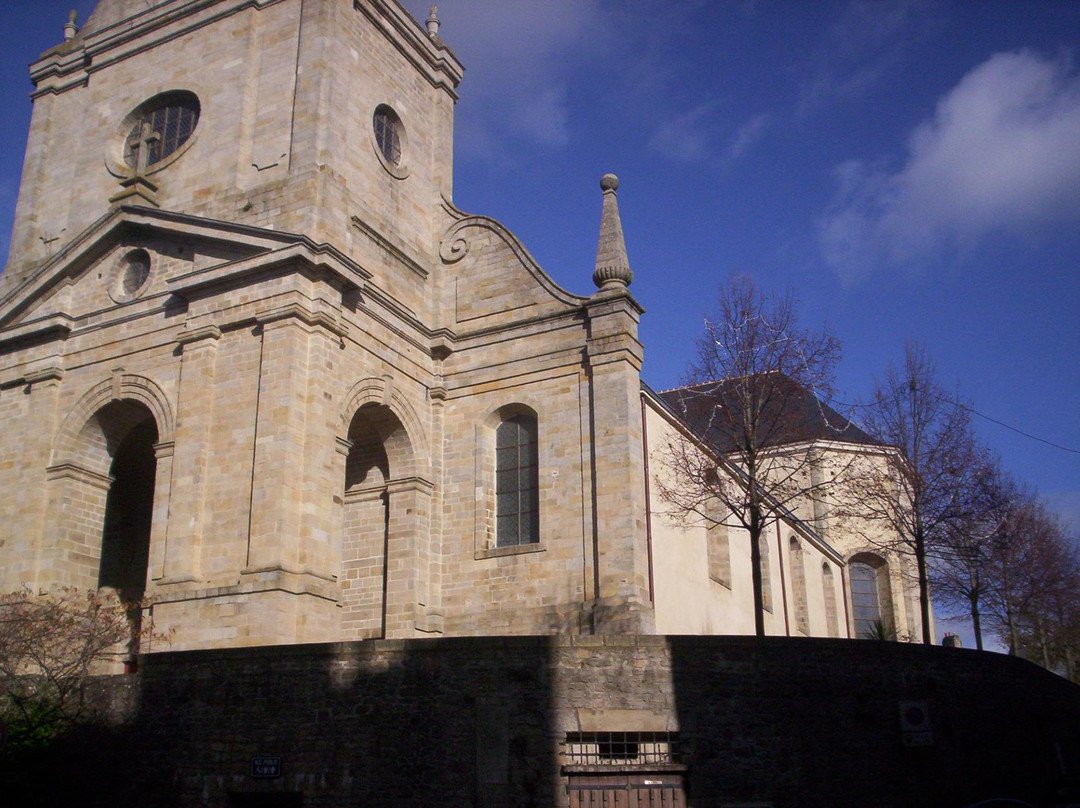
<box><xmin>915</xmin><ymin>528</ymin><xmax>932</xmax><ymax>645</ymax></box>
<box><xmin>968</xmin><ymin>592</ymin><xmax>984</xmax><ymax>651</ymax></box>
<box><xmin>749</xmin><ymin>504</ymin><xmax>765</xmax><ymax>637</ymax></box>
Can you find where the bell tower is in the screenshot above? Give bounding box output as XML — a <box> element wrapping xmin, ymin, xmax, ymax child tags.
<box><xmin>2</xmin><ymin>0</ymin><xmax>463</xmax><ymax>297</ymax></box>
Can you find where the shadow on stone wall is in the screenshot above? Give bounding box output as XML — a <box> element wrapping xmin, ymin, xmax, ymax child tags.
<box><xmin>4</xmin><ymin>635</ymin><xmax>1080</xmax><ymax>808</ymax></box>
<box><xmin>0</xmin><ymin>637</ymin><xmax>561</xmax><ymax>808</ymax></box>
<box><xmin>667</xmin><ymin>636</ymin><xmax>1080</xmax><ymax>808</ymax></box>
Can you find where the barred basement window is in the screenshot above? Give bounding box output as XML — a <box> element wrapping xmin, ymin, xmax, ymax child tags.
<box><xmin>124</xmin><ymin>91</ymin><xmax>200</xmax><ymax>170</ymax></box>
<box><xmin>562</xmin><ymin>732</ymin><xmax>682</xmax><ymax>767</ymax></box>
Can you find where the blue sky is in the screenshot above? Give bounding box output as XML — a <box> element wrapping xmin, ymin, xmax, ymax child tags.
<box><xmin>2</xmin><ymin>2</ymin><xmax>1078</xmax><ymax>578</ymax></box>
<box><xmin>409</xmin><ymin>0</ymin><xmax>1080</xmax><ymax>538</ymax></box>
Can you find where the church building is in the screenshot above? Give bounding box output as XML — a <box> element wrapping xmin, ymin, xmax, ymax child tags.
<box><xmin>0</xmin><ymin>0</ymin><xmax>919</xmax><ymax>653</ymax></box>
<box><xmin>5</xmin><ymin>5</ymin><xmax>1078</xmax><ymax>808</ymax></box>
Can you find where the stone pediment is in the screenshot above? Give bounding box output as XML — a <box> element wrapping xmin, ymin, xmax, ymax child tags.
<box><xmin>0</xmin><ymin>205</ymin><xmax>370</xmax><ymax>345</ymax></box>
<box><xmin>438</xmin><ymin>206</ymin><xmax>588</xmax><ymax>333</ymax></box>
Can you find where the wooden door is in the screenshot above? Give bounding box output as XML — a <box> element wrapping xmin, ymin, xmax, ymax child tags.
<box><xmin>567</xmin><ymin>772</ymin><xmax>686</xmax><ymax>808</ymax></box>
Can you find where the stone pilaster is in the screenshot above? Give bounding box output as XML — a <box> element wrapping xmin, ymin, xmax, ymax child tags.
<box><xmin>584</xmin><ymin>288</ymin><xmax>653</xmax><ymax>633</ymax></box>
<box><xmin>18</xmin><ymin>366</ymin><xmax>65</xmax><ymax>589</ymax></box>
<box><xmin>241</xmin><ymin>306</ymin><xmax>341</xmax><ymax>642</ymax></box>
<box><xmin>155</xmin><ymin>325</ymin><xmax>221</xmax><ymax>587</ymax></box>
<box><xmin>383</xmin><ymin>476</ymin><xmax>434</xmax><ymax>638</ymax></box>
<box><xmin>245</xmin><ymin>314</ymin><xmax>310</xmax><ymax>575</ymax></box>
<box><xmin>583</xmin><ymin>173</ymin><xmax>653</xmax><ymax>633</ymax></box>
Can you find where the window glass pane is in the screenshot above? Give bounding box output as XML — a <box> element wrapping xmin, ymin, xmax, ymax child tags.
<box><xmin>373</xmin><ymin>107</ymin><xmax>402</xmax><ymax>166</ymax></box>
<box><xmin>497</xmin><ymin>491</ymin><xmax>518</xmax><ymax>514</ymax></box>
<box><xmin>851</xmin><ymin>562</ymin><xmax>881</xmax><ymax>636</ymax></box>
<box><xmin>495</xmin><ymin>414</ymin><xmax>539</xmax><ymax>547</ymax></box>
<box><xmin>497</xmin><ymin>515</ymin><xmax>519</xmax><ymax>546</ymax></box>
<box><xmin>125</xmin><ymin>93</ymin><xmax>199</xmax><ymax>170</ymax></box>
<box><xmin>523</xmin><ymin>510</ymin><xmax>539</xmax><ymax>545</ymax></box>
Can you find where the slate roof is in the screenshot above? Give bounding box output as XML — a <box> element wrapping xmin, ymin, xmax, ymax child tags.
<box><xmin>655</xmin><ymin>372</ymin><xmax>878</xmax><ymax>454</ymax></box>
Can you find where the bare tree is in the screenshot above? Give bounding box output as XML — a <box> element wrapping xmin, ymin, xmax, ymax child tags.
<box><xmin>982</xmin><ymin>497</ymin><xmax>1080</xmax><ymax>678</ymax></box>
<box><xmin>931</xmin><ymin>456</ymin><xmax>1014</xmax><ymax>651</ymax></box>
<box><xmin>0</xmin><ymin>588</ymin><xmax>161</xmax><ymax>751</ymax></box>
<box><xmin>658</xmin><ymin>277</ymin><xmax>842</xmax><ymax>636</ymax></box>
<box><xmin>839</xmin><ymin>342</ymin><xmax>980</xmax><ymax>645</ymax></box>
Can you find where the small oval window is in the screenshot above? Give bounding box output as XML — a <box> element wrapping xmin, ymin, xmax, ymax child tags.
<box><xmin>124</xmin><ymin>91</ymin><xmax>200</xmax><ymax>171</ymax></box>
<box><xmin>373</xmin><ymin>105</ymin><xmax>403</xmax><ymax>167</ymax></box>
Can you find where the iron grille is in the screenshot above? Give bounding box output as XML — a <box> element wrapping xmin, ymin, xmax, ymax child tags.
<box><xmin>562</xmin><ymin>732</ymin><xmax>681</xmax><ymax>766</ymax></box>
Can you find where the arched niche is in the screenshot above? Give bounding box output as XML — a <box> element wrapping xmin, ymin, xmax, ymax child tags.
<box><xmin>337</xmin><ymin>382</ymin><xmax>432</xmax><ymax>640</ymax></box>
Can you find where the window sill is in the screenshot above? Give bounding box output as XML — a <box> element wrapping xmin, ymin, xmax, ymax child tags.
<box><xmin>475</xmin><ymin>542</ymin><xmax>546</xmax><ymax>561</ymax></box>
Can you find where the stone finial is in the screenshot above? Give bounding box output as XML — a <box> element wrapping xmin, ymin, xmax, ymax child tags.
<box><xmin>426</xmin><ymin>5</ymin><xmax>440</xmax><ymax>37</ymax></box>
<box><xmin>592</xmin><ymin>173</ymin><xmax>633</xmax><ymax>290</ymax></box>
<box><xmin>64</xmin><ymin>10</ymin><xmax>79</xmax><ymax>41</ymax></box>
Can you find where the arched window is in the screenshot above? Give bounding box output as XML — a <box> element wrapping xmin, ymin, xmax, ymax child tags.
<box><xmin>706</xmin><ymin>510</ymin><xmax>731</xmax><ymax>589</ymax></box>
<box><xmin>822</xmin><ymin>563</ymin><xmax>839</xmax><ymax>638</ymax></box>
<box><xmin>496</xmin><ymin>414</ymin><xmax>539</xmax><ymax>547</ymax></box>
<box><xmin>850</xmin><ymin>561</ymin><xmax>881</xmax><ymax>638</ymax></box>
<box><xmin>758</xmin><ymin>534</ymin><xmax>772</xmax><ymax>612</ymax></box>
<box><xmin>789</xmin><ymin>536</ymin><xmax>809</xmax><ymax>635</ymax></box>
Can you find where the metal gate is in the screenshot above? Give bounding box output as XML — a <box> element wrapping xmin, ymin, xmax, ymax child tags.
<box><xmin>567</xmin><ymin>773</ymin><xmax>686</xmax><ymax>808</ymax></box>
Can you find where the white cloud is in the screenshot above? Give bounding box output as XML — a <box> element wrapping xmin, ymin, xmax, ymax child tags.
<box><xmin>727</xmin><ymin>112</ymin><xmax>772</xmax><ymax>160</ymax></box>
<box><xmin>647</xmin><ymin>101</ymin><xmax>720</xmax><ymax>163</ymax></box>
<box><xmin>403</xmin><ymin>0</ymin><xmax>607</xmax><ymax>159</ymax></box>
<box><xmin>508</xmin><ymin>87</ymin><xmax>570</xmax><ymax>148</ymax></box>
<box><xmin>820</xmin><ymin>50</ymin><xmax>1080</xmax><ymax>281</ymax></box>
<box><xmin>796</xmin><ymin>0</ymin><xmax>926</xmax><ymax>118</ymax></box>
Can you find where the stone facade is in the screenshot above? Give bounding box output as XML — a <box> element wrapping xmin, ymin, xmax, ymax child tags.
<box><xmin>4</xmin><ymin>5</ymin><xmax>1064</xmax><ymax>807</ymax></box>
<box><xmin>1</xmin><ymin>0</ymin><xmax>917</xmax><ymax>652</ymax></box>
<box><xmin>0</xmin><ymin>0</ymin><xmax>653</xmax><ymax>651</ymax></box>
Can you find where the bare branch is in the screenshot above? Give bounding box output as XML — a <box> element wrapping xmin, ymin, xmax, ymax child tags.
<box><xmin>0</xmin><ymin>588</ymin><xmax>167</xmax><ymax>751</ymax></box>
<box><xmin>835</xmin><ymin>341</ymin><xmax>982</xmax><ymax>645</ymax></box>
<box><xmin>657</xmin><ymin>277</ymin><xmax>846</xmax><ymax>636</ymax></box>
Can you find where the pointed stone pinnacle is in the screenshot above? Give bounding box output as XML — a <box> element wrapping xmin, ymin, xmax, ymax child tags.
<box><xmin>593</xmin><ymin>173</ymin><xmax>633</xmax><ymax>290</ymax></box>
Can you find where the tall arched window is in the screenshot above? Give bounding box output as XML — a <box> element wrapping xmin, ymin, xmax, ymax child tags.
<box><xmin>496</xmin><ymin>414</ymin><xmax>539</xmax><ymax>547</ymax></box>
<box><xmin>850</xmin><ymin>561</ymin><xmax>882</xmax><ymax>638</ymax></box>
<box><xmin>707</xmin><ymin>514</ymin><xmax>731</xmax><ymax>589</ymax></box>
<box><xmin>822</xmin><ymin>563</ymin><xmax>839</xmax><ymax>638</ymax></box>
<box><xmin>759</xmin><ymin>534</ymin><xmax>772</xmax><ymax>612</ymax></box>
<box><xmin>789</xmin><ymin>536</ymin><xmax>809</xmax><ymax>635</ymax></box>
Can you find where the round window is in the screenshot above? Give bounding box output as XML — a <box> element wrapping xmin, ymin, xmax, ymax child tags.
<box><xmin>123</xmin><ymin>91</ymin><xmax>200</xmax><ymax>172</ymax></box>
<box><xmin>110</xmin><ymin>249</ymin><xmax>152</xmax><ymax>303</ymax></box>
<box><xmin>372</xmin><ymin>104</ymin><xmax>408</xmax><ymax>179</ymax></box>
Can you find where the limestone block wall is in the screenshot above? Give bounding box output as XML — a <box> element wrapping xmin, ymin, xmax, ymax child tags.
<box><xmin>436</xmin><ymin>373</ymin><xmax>594</xmax><ymax>634</ymax></box>
<box><xmin>4</xmin><ymin>0</ymin><xmax>461</xmax><ymax>310</ymax></box>
<box><xmin>0</xmin><ymin>296</ymin><xmax>182</xmax><ymax>598</ymax></box>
